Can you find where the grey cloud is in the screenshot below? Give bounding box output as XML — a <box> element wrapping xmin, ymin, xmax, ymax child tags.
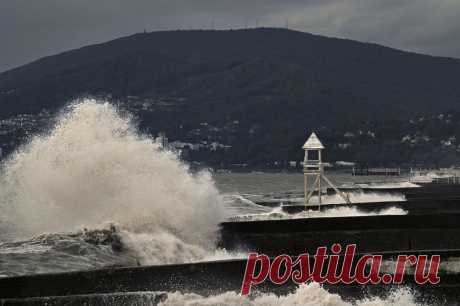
<box><xmin>1</xmin><ymin>0</ymin><xmax>460</xmax><ymax>72</ymax></box>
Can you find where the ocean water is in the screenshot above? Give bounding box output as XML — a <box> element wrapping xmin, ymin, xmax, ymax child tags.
<box><xmin>0</xmin><ymin>99</ymin><xmax>435</xmax><ymax>305</ymax></box>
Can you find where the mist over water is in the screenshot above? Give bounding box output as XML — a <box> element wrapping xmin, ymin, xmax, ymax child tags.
<box><xmin>0</xmin><ymin>98</ymin><xmax>226</xmax><ymax>263</ymax></box>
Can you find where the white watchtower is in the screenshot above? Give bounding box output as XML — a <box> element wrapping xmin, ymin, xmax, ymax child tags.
<box><xmin>303</xmin><ymin>132</ymin><xmax>350</xmax><ymax>209</ymax></box>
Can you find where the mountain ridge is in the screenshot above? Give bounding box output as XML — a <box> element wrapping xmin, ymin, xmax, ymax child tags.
<box><xmin>3</xmin><ymin>28</ymin><xmax>459</xmax><ymax>78</ymax></box>
<box><xmin>0</xmin><ymin>28</ymin><xmax>459</xmax><ymax>166</ymax></box>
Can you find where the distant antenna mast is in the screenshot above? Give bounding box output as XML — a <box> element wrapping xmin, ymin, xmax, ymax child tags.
<box><xmin>256</xmin><ymin>19</ymin><xmax>259</xmax><ymax>28</ymax></box>
<box><xmin>285</xmin><ymin>19</ymin><xmax>289</xmax><ymax>29</ymax></box>
<box><xmin>303</xmin><ymin>133</ymin><xmax>350</xmax><ymax>210</ymax></box>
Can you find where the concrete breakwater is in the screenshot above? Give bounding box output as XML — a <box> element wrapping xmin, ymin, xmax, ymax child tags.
<box><xmin>281</xmin><ymin>198</ymin><xmax>460</xmax><ymax>214</ymax></box>
<box><xmin>2</xmin><ymin>250</ymin><xmax>460</xmax><ymax>305</ymax></box>
<box><xmin>3</xmin><ymin>212</ymin><xmax>460</xmax><ymax>305</ymax></box>
<box><xmin>219</xmin><ymin>213</ymin><xmax>460</xmax><ymax>255</ymax></box>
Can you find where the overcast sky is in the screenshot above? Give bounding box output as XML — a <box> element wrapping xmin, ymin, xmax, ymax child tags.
<box><xmin>1</xmin><ymin>0</ymin><xmax>460</xmax><ymax>72</ymax></box>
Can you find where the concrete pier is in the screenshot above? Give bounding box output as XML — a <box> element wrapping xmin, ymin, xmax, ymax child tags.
<box><xmin>219</xmin><ymin>213</ymin><xmax>460</xmax><ymax>255</ymax></box>
<box><xmin>281</xmin><ymin>198</ymin><xmax>460</xmax><ymax>214</ymax></box>
<box><xmin>3</xmin><ymin>251</ymin><xmax>460</xmax><ymax>305</ymax></box>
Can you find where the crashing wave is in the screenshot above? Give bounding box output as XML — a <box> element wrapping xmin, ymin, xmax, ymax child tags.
<box><xmin>0</xmin><ymin>99</ymin><xmax>235</xmax><ymax>274</ymax></box>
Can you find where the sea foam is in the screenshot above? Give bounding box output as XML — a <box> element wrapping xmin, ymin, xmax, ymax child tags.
<box><xmin>0</xmin><ymin>98</ymin><xmax>229</xmax><ymax>264</ymax></box>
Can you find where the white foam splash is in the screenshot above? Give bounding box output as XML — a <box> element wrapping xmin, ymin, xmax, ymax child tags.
<box><xmin>0</xmin><ymin>99</ymin><xmax>228</xmax><ymax>264</ymax></box>
<box><xmin>298</xmin><ymin>192</ymin><xmax>406</xmax><ymax>205</ymax></box>
<box><xmin>439</xmin><ymin>257</ymin><xmax>460</xmax><ymax>273</ymax></box>
<box><xmin>231</xmin><ymin>206</ymin><xmax>407</xmax><ymax>222</ymax></box>
<box><xmin>223</xmin><ymin>194</ymin><xmax>272</xmax><ymax>215</ymax></box>
<box><xmin>353</xmin><ymin>182</ymin><xmax>420</xmax><ymax>189</ymax></box>
<box><xmin>120</xmin><ymin>230</ymin><xmax>244</xmax><ymax>265</ymax></box>
<box><xmin>410</xmin><ymin>171</ymin><xmax>455</xmax><ymax>183</ymax></box>
<box><xmin>159</xmin><ymin>282</ymin><xmax>420</xmax><ymax>306</ymax></box>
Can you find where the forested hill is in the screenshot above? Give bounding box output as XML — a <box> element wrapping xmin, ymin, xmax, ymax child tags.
<box><xmin>1</xmin><ymin>28</ymin><xmax>460</xmax><ymax>167</ymax></box>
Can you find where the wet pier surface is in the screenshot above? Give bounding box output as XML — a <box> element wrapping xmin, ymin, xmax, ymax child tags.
<box><xmin>281</xmin><ymin>198</ymin><xmax>460</xmax><ymax>214</ymax></box>
<box><xmin>220</xmin><ymin>212</ymin><xmax>460</xmax><ymax>255</ymax></box>
<box><xmin>254</xmin><ymin>183</ymin><xmax>460</xmax><ymax>213</ymax></box>
<box><xmin>2</xmin><ymin>250</ymin><xmax>460</xmax><ymax>305</ymax></box>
